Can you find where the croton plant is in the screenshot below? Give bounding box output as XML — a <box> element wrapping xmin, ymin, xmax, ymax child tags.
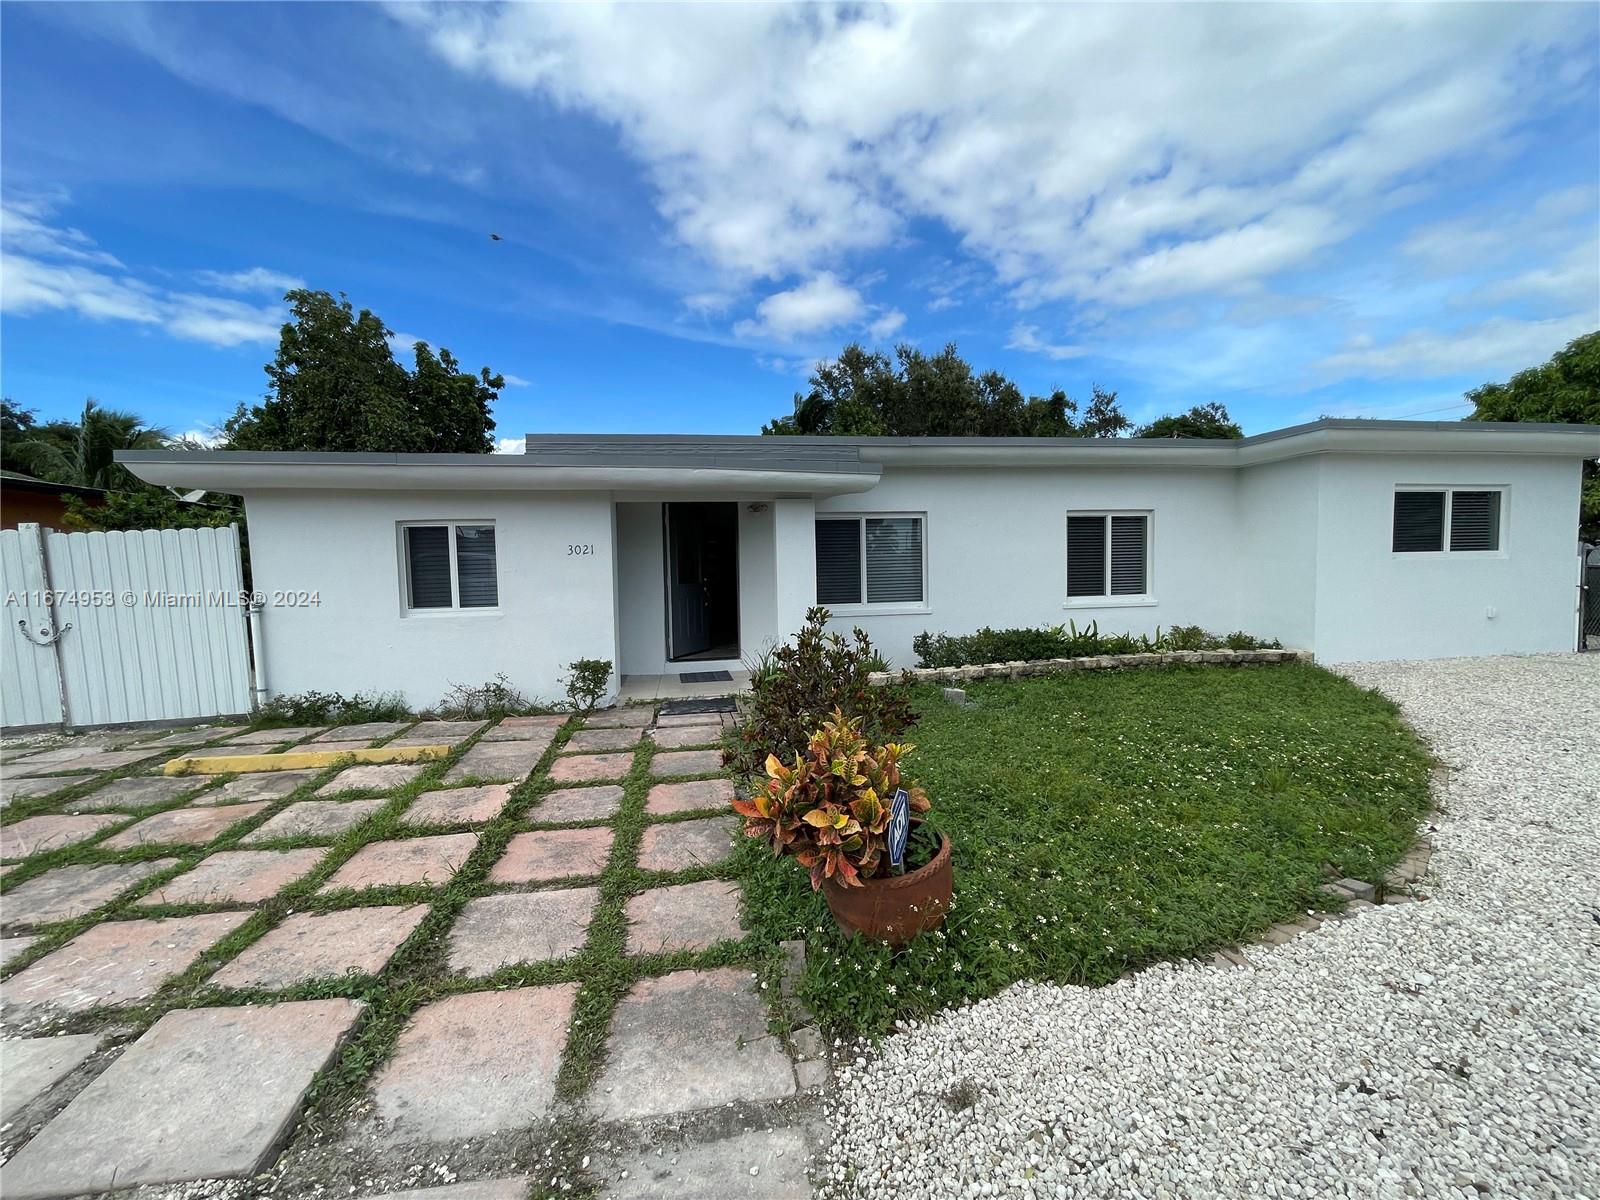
<box><xmin>734</xmin><ymin>708</ymin><xmax>930</xmax><ymax>889</ymax></box>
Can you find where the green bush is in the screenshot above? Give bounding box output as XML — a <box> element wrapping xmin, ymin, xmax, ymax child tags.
<box><xmin>254</xmin><ymin>689</ymin><xmax>410</xmax><ymax>727</ymax></box>
<box><xmin>723</xmin><ymin>606</ymin><xmax>916</xmax><ymax>778</ymax></box>
<box><xmin>562</xmin><ymin>658</ymin><xmax>613</xmax><ymax>713</ymax></box>
<box><xmin>911</xmin><ymin>620</ymin><xmax>1281</xmax><ymax>668</ymax></box>
<box><xmin>437</xmin><ymin>673</ymin><xmax>538</xmax><ymax>720</ymax></box>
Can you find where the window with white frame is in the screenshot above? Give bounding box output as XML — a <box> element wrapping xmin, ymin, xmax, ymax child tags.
<box><xmin>815</xmin><ymin>515</ymin><xmax>925</xmax><ymax>606</ymax></box>
<box><xmin>402</xmin><ymin>522</ymin><xmax>499</xmax><ymax>610</ymax></box>
<box><xmin>1392</xmin><ymin>488</ymin><xmax>1503</xmax><ymax>553</ymax></box>
<box><xmin>1065</xmin><ymin>512</ymin><xmax>1150</xmax><ymax>600</ymax></box>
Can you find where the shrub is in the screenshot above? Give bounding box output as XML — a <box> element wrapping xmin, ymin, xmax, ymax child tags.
<box><xmin>254</xmin><ymin>689</ymin><xmax>410</xmax><ymax>727</ymax></box>
<box><xmin>734</xmin><ymin>708</ymin><xmax>929</xmax><ymax>889</ymax></box>
<box><xmin>911</xmin><ymin>619</ymin><xmax>1281</xmax><ymax>668</ymax></box>
<box><xmin>437</xmin><ymin>673</ymin><xmax>535</xmax><ymax>720</ymax></box>
<box><xmin>562</xmin><ymin>658</ymin><xmax>613</xmax><ymax>713</ymax></box>
<box><xmin>724</xmin><ymin>606</ymin><xmax>915</xmax><ymax>778</ymax></box>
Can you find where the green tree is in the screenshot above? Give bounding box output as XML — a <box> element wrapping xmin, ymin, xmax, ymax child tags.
<box><xmin>224</xmin><ymin>289</ymin><xmax>501</xmax><ymax>453</ymax></box>
<box><xmin>7</xmin><ymin>399</ymin><xmax>167</xmax><ymax>490</ymax></box>
<box><xmin>1465</xmin><ymin>329</ymin><xmax>1600</xmax><ymax>541</ymax></box>
<box><xmin>761</xmin><ymin>342</ymin><xmax>1128</xmax><ymax>438</ymax></box>
<box><xmin>1135</xmin><ymin>401</ymin><xmax>1243</xmax><ymax>440</ymax></box>
<box><xmin>62</xmin><ymin>489</ymin><xmax>238</xmax><ymax>534</ymax></box>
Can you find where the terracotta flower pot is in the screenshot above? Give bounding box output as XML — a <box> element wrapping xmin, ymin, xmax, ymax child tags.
<box><xmin>821</xmin><ymin>831</ymin><xmax>952</xmax><ymax>945</ymax></box>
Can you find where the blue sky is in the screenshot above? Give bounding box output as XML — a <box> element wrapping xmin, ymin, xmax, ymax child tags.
<box><xmin>2</xmin><ymin>2</ymin><xmax>1596</xmax><ymax>446</ymax></box>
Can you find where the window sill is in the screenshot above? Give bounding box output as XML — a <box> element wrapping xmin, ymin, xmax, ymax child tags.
<box><xmin>403</xmin><ymin>608</ymin><xmax>504</xmax><ymax>618</ymax></box>
<box><xmin>1063</xmin><ymin>596</ymin><xmax>1157</xmax><ymax>610</ymax></box>
<box><xmin>825</xmin><ymin>603</ymin><xmax>931</xmax><ymax>617</ymax></box>
<box><xmin>1390</xmin><ymin>551</ymin><xmax>1507</xmax><ymax>560</ymax></box>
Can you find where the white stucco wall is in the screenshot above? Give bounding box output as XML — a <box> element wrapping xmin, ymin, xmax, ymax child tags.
<box><xmin>1232</xmin><ymin>457</ymin><xmax>1321</xmax><ymax>650</ymax></box>
<box><xmin>1309</xmin><ymin>453</ymin><xmax>1583</xmax><ymax>662</ymax></box>
<box><xmin>816</xmin><ymin>466</ymin><xmax>1241</xmax><ymax>670</ymax></box>
<box><xmin>243</xmin><ymin>489</ymin><xmax>618</xmax><ymax>708</ymax></box>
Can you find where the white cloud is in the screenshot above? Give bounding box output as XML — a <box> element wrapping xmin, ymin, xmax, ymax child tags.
<box><xmin>1</xmin><ymin>195</ymin><xmax>287</xmax><ymax>347</ymax></box>
<box><xmin>193</xmin><ymin>266</ymin><xmax>305</xmax><ymax>294</ymax></box>
<box><xmin>386</xmin><ymin>330</ymin><xmax>428</xmax><ymax>358</ymax></box>
<box><xmin>866</xmin><ymin>308</ymin><xmax>906</xmax><ymax>342</ymax></box>
<box><xmin>396</xmin><ymin>2</ymin><xmax>1591</xmax><ymax>314</ymax></box>
<box><xmin>733</xmin><ymin>273</ymin><xmax>865</xmax><ymax>341</ymax></box>
<box><xmin>500</xmin><ymin>373</ymin><xmax>531</xmax><ymax>388</ymax></box>
<box><xmin>1315</xmin><ymin>313</ymin><xmax>1596</xmax><ymax>381</ymax></box>
<box><xmin>1006</xmin><ymin>323</ymin><xmax>1087</xmax><ymax>361</ymax></box>
<box><xmin>494</xmin><ymin>436</ymin><xmax>525</xmax><ymax>454</ymax></box>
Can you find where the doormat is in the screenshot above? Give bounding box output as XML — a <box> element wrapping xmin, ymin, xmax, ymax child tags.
<box><xmin>677</xmin><ymin>670</ymin><xmax>734</xmax><ymax>684</ymax></box>
<box><xmin>660</xmin><ymin>696</ymin><xmax>737</xmax><ymax>715</ymax></box>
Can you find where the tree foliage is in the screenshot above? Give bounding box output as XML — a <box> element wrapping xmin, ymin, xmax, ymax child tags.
<box><xmin>761</xmin><ymin>343</ymin><xmax>1130</xmax><ymax>438</ymax></box>
<box><xmin>224</xmin><ymin>289</ymin><xmax>501</xmax><ymax>453</ymax></box>
<box><xmin>1135</xmin><ymin>401</ymin><xmax>1243</xmax><ymax>440</ymax></box>
<box><xmin>4</xmin><ymin>399</ymin><xmax>168</xmax><ymax>490</ymax></box>
<box><xmin>1465</xmin><ymin>329</ymin><xmax>1600</xmax><ymax>542</ymax></box>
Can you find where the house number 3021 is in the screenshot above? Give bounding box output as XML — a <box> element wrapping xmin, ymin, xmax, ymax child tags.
<box><xmin>567</xmin><ymin>543</ymin><xmax>596</xmax><ymax>556</ymax></box>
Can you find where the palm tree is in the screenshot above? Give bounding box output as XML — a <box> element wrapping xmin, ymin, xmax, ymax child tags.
<box><xmin>11</xmin><ymin>399</ymin><xmax>170</xmax><ymax>491</ymax></box>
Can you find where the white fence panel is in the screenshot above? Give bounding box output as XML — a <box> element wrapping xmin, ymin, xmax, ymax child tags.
<box><xmin>0</xmin><ymin>523</ymin><xmax>252</xmax><ymax>729</ymax></box>
<box><xmin>0</xmin><ymin>526</ymin><xmax>66</xmax><ymax>728</ymax></box>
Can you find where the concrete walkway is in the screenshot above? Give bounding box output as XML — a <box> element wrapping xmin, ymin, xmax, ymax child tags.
<box><xmin>0</xmin><ymin>707</ymin><xmax>819</xmax><ymax>1199</ymax></box>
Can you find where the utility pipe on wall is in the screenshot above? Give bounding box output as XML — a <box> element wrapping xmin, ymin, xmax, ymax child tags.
<box><xmin>246</xmin><ymin>597</ymin><xmax>270</xmax><ymax>708</ymax></box>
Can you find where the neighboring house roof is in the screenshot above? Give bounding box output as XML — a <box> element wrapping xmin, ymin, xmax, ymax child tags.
<box><xmin>117</xmin><ymin>418</ymin><xmax>1600</xmax><ymax>495</ymax></box>
<box><xmin>0</xmin><ymin>471</ymin><xmax>111</xmax><ymax>500</ymax></box>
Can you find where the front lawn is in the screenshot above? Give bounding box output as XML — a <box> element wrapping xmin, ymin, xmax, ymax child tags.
<box><xmin>737</xmin><ymin>663</ymin><xmax>1432</xmax><ymax>1035</ymax></box>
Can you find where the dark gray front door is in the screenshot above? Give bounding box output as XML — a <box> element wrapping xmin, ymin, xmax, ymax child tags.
<box><xmin>664</xmin><ymin>502</ymin><xmax>739</xmax><ymax>661</ymax></box>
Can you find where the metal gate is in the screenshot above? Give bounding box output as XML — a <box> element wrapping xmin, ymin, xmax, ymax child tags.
<box><xmin>1583</xmin><ymin>543</ymin><xmax>1600</xmax><ymax>651</ymax></box>
<box><xmin>1</xmin><ymin>522</ymin><xmax>253</xmax><ymax>730</ymax></box>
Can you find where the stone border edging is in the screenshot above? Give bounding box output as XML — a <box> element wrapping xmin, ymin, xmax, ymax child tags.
<box><xmin>867</xmin><ymin>646</ymin><xmax>1313</xmax><ymax>687</ymax></box>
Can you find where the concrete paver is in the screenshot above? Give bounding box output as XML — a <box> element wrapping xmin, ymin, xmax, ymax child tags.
<box><xmin>636</xmin><ymin>817</ymin><xmax>736</xmax><ymax>872</ymax></box>
<box><xmin>0</xmin><ymin>1034</ymin><xmax>100</xmax><ymax>1123</ymax></box>
<box><xmin>584</xmin><ymin>707</ymin><xmax>654</xmax><ymax>728</ymax></box>
<box><xmin>446</xmin><ymin>889</ymin><xmax>599</xmax><ymax>975</ymax></box>
<box><xmin>3</xmin><ymin>913</ymin><xmax>251</xmax><ymax>1013</ymax></box>
<box><xmin>624</xmin><ymin>880</ymin><xmax>743</xmax><ymax>955</ymax></box>
<box><xmin>101</xmin><ymin>802</ymin><xmax>269</xmax><ymax>849</ymax></box>
<box><xmin>647</xmin><ymin>724</ymin><xmax>724</xmax><ymax>749</ymax></box>
<box><xmin>400</xmin><ymin>784</ymin><xmax>512</xmax><ymax>827</ymax></box>
<box><xmin>317</xmin><ymin>763</ymin><xmax>425</xmax><ymax>794</ymax></box>
<box><xmin>313</xmin><ymin>722</ymin><xmax>413</xmax><ymax>743</ymax></box>
<box><xmin>1</xmin><ymin>777</ymin><xmax>64</xmax><ymax>804</ymax></box>
<box><xmin>590</xmin><ymin>968</ymin><xmax>795</xmax><ymax>1120</ymax></box>
<box><xmin>648</xmin><ymin>750</ymin><xmax>723</xmax><ymax>778</ymax></box>
<box><xmin>360</xmin><ymin>1181</ymin><xmax>531</xmax><ymax>1200</ymax></box>
<box><xmin>1</xmin><ymin>860</ymin><xmax>178</xmax><ymax>927</ymax></box>
<box><xmin>8</xmin><ymin>749</ymin><xmax>159</xmax><ymax>776</ymax></box>
<box><xmin>549</xmin><ymin>752</ymin><xmax>633</xmax><ymax>784</ymax></box>
<box><xmin>645</xmin><ymin>778</ymin><xmax>736</xmax><ymax>817</ymax></box>
<box><xmin>320</xmin><ymin>833</ymin><xmax>478</xmax><ymax>891</ymax></box>
<box><xmin>442</xmin><ymin>738</ymin><xmax>552</xmax><ymax>784</ymax></box>
<box><xmin>1</xmin><ymin>814</ymin><xmax>125</xmax><ymax>859</ymax></box>
<box><xmin>565</xmin><ymin>727</ymin><xmax>641</xmax><ymax>753</ymax></box>
<box><xmin>370</xmin><ymin>985</ymin><xmax>575</xmax><ymax>1144</ymax></box>
<box><xmin>226</xmin><ymin>725</ymin><xmax>327</xmax><ymax>745</ymax></box>
<box><xmin>481</xmin><ymin>715</ymin><xmax>565</xmax><ymax>742</ymax></box>
<box><xmin>388</xmin><ymin>721</ymin><xmax>485</xmax><ymax>746</ymax></box>
<box><xmin>63</xmin><ymin>775</ymin><xmax>211</xmax><ymax>812</ymax></box>
<box><xmin>140</xmin><ymin>848</ymin><xmax>327</xmax><ymax>905</ymax></box>
<box><xmin>242</xmin><ymin>798</ymin><xmax>385</xmax><ymax>844</ymax></box>
<box><xmin>529</xmin><ymin>785</ymin><xmax>624</xmax><ymax>824</ymax></box>
<box><xmin>196</xmin><ymin>769</ymin><xmax>321</xmax><ymax>805</ymax></box>
<box><xmin>489</xmin><ymin>828</ymin><xmax>613</xmax><ymax>884</ymax></box>
<box><xmin>0</xmin><ymin>1000</ymin><xmax>363</xmax><ymax>1198</ymax></box>
<box><xmin>212</xmin><ymin>905</ymin><xmax>428</xmax><ymax>989</ymax></box>
<box><xmin>1</xmin><ymin>934</ymin><xmax>40</xmax><ymax>965</ymax></box>
<box><xmin>599</xmin><ymin>1128</ymin><xmax>811</xmax><ymax>1199</ymax></box>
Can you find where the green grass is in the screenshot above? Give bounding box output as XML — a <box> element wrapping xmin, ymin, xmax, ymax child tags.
<box><xmin>737</xmin><ymin>663</ymin><xmax>1433</xmax><ymax>1036</ymax></box>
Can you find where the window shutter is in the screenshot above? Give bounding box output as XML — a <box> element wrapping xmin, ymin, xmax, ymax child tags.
<box><xmin>1393</xmin><ymin>492</ymin><xmax>1445</xmax><ymax>552</ymax></box>
<box><xmin>815</xmin><ymin>519</ymin><xmax>862</xmax><ymax>605</ymax></box>
<box><xmin>1066</xmin><ymin>516</ymin><xmax>1107</xmax><ymax>597</ymax></box>
<box><xmin>865</xmin><ymin>517</ymin><xmax>923</xmax><ymax>603</ymax></box>
<box><xmin>1449</xmin><ymin>491</ymin><xmax>1500</xmax><ymax>552</ymax></box>
<box><xmin>1109</xmin><ymin>515</ymin><xmax>1147</xmax><ymax>595</ymax></box>
<box><xmin>406</xmin><ymin>526</ymin><xmax>453</xmax><ymax>608</ymax></box>
<box><xmin>455</xmin><ymin>525</ymin><xmax>499</xmax><ymax>607</ymax></box>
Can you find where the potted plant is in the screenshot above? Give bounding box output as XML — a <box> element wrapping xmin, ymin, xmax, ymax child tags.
<box><xmin>734</xmin><ymin>708</ymin><xmax>951</xmax><ymax>945</ymax></box>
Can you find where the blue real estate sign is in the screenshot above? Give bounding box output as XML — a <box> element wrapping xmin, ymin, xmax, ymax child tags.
<box><xmin>888</xmin><ymin>788</ymin><xmax>910</xmax><ymax>870</ymax></box>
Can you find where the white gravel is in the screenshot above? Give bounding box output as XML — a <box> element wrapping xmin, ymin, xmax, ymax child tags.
<box><xmin>822</xmin><ymin>654</ymin><xmax>1600</xmax><ymax>1200</ymax></box>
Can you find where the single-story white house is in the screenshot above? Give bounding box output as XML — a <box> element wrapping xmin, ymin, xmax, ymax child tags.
<box><xmin>121</xmin><ymin>419</ymin><xmax>1599</xmax><ymax>708</ymax></box>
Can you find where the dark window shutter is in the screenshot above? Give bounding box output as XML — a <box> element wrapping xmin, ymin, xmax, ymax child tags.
<box><xmin>865</xmin><ymin>517</ymin><xmax>923</xmax><ymax>603</ymax></box>
<box><xmin>816</xmin><ymin>519</ymin><xmax>862</xmax><ymax>605</ymax></box>
<box><xmin>1393</xmin><ymin>492</ymin><xmax>1445</xmax><ymax>552</ymax></box>
<box><xmin>1109</xmin><ymin>516</ymin><xmax>1147</xmax><ymax>595</ymax></box>
<box><xmin>455</xmin><ymin>525</ymin><xmax>499</xmax><ymax>607</ymax></box>
<box><xmin>406</xmin><ymin>526</ymin><xmax>453</xmax><ymax>608</ymax></box>
<box><xmin>1067</xmin><ymin>516</ymin><xmax>1107</xmax><ymax>597</ymax></box>
<box><xmin>1449</xmin><ymin>491</ymin><xmax>1501</xmax><ymax>552</ymax></box>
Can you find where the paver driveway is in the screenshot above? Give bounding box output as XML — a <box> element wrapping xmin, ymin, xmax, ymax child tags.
<box><xmin>0</xmin><ymin>705</ymin><xmax>817</xmax><ymax>1199</ymax></box>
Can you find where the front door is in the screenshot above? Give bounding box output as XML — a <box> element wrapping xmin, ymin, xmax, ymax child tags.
<box><xmin>664</xmin><ymin>502</ymin><xmax>739</xmax><ymax>661</ymax></box>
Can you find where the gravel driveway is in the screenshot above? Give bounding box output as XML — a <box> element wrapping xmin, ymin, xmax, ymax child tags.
<box><xmin>822</xmin><ymin>654</ymin><xmax>1599</xmax><ymax>1200</ymax></box>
